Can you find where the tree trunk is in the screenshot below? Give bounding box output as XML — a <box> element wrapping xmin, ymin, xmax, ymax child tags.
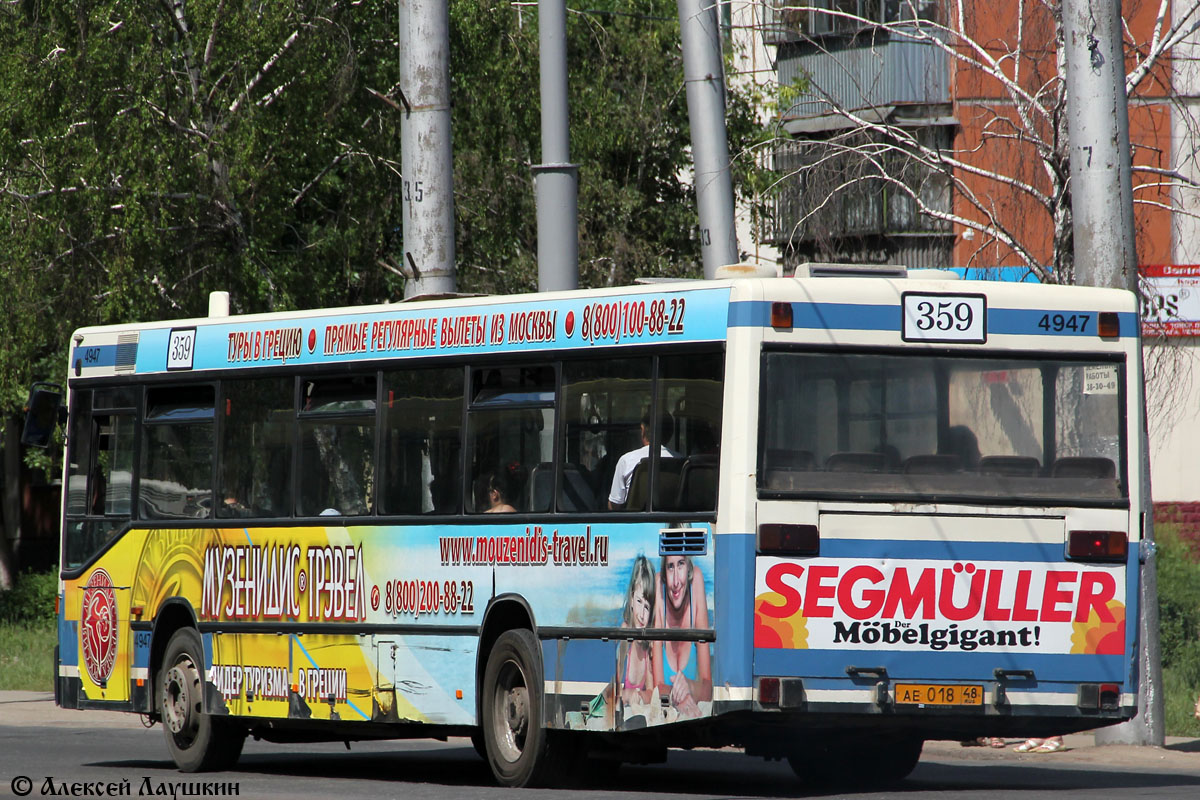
<box><xmin>0</xmin><ymin>415</ymin><xmax>21</xmax><ymax>590</ymax></box>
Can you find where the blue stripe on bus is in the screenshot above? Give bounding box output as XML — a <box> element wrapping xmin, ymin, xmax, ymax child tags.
<box><xmin>715</xmin><ymin>534</ymin><xmax>755</xmax><ymax>688</ymax></box>
<box><xmin>819</xmin><ymin>538</ymin><xmax>1066</xmax><ymax>563</ymax></box>
<box><xmin>753</xmin><ymin>648</ymin><xmax>1127</xmax><ymax>682</ymax></box>
<box><xmin>728</xmin><ymin>301</ymin><xmax>1139</xmax><ymax>338</ymax></box>
<box><xmin>542</xmin><ymin>638</ymin><xmax>617</xmax><ymax>683</ymax></box>
<box><xmin>728</xmin><ymin>301</ymin><xmax>896</xmax><ymax>331</ymax></box>
<box><xmin>70</xmin><ymin>344</ymin><xmax>119</xmax><ymax>368</ymax></box>
<box><xmin>1124</xmin><ymin>547</ymin><xmax>1141</xmax><ymax>674</ymax></box>
<box><xmin>58</xmin><ymin>618</ymin><xmax>78</xmax><ymax>667</ymax></box>
<box><xmin>988</xmin><ymin>308</ymin><xmax>1139</xmax><ymax>338</ymax></box>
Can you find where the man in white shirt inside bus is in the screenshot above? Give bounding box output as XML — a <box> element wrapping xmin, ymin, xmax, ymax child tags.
<box><xmin>608</xmin><ymin>412</ymin><xmax>680</xmax><ymax>510</ymax></box>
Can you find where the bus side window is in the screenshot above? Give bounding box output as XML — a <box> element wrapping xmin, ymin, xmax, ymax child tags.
<box><xmin>63</xmin><ymin>389</ymin><xmax>136</xmax><ymax>569</ymax></box>
<box><xmin>297</xmin><ymin>375</ymin><xmax>375</xmax><ymax>517</ymax></box>
<box><xmin>659</xmin><ymin>352</ymin><xmax>723</xmax><ymax>512</ymax></box>
<box><xmin>466</xmin><ymin>365</ymin><xmax>554</xmax><ymax>514</ymax></box>
<box><xmin>381</xmin><ymin>368</ymin><xmax>464</xmax><ymax>515</ymax></box>
<box><xmin>141</xmin><ymin>385</ymin><xmax>215</xmax><ymax>520</ymax></box>
<box><xmin>559</xmin><ymin>357</ymin><xmax>652</xmax><ymax>513</ymax></box>
<box><xmin>219</xmin><ymin>378</ymin><xmax>293</xmax><ymax>519</ymax></box>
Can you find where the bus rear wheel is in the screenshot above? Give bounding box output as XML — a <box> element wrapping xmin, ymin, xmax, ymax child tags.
<box><xmin>159</xmin><ymin>628</ymin><xmax>245</xmax><ymax>772</ymax></box>
<box><xmin>481</xmin><ymin>629</ymin><xmax>569</xmax><ymax>787</ymax></box>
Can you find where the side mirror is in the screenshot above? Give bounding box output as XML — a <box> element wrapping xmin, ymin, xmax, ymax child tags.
<box><xmin>21</xmin><ymin>382</ymin><xmax>64</xmax><ymax>448</ymax></box>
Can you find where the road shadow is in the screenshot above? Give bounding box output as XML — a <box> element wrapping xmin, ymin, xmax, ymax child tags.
<box><xmin>85</xmin><ymin>742</ymin><xmax>1200</xmax><ymax>798</ymax></box>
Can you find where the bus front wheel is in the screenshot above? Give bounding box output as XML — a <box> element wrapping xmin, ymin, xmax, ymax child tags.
<box><xmin>159</xmin><ymin>628</ymin><xmax>245</xmax><ymax>772</ymax></box>
<box><xmin>481</xmin><ymin>628</ymin><xmax>569</xmax><ymax>787</ymax></box>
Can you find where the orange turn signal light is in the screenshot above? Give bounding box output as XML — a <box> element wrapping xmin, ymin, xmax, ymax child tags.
<box><xmin>771</xmin><ymin>302</ymin><xmax>793</xmax><ymax>329</ymax></box>
<box><xmin>1098</xmin><ymin>312</ymin><xmax>1120</xmax><ymax>338</ymax></box>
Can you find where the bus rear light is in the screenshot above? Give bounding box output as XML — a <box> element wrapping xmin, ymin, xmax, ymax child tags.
<box><xmin>758</xmin><ymin>677</ymin><xmax>780</xmax><ymax>706</ymax></box>
<box><xmin>1067</xmin><ymin>530</ymin><xmax>1127</xmax><ymax>561</ymax></box>
<box><xmin>1077</xmin><ymin>683</ymin><xmax>1122</xmax><ymax>710</ymax></box>
<box><xmin>758</xmin><ymin>524</ymin><xmax>819</xmax><ymax>556</ymax></box>
<box><xmin>1097</xmin><ymin>312</ymin><xmax>1120</xmax><ymax>338</ymax></box>
<box><xmin>771</xmin><ymin>302</ymin><xmax>793</xmax><ymax>329</ymax></box>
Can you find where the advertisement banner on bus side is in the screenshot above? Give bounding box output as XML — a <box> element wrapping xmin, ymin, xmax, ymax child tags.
<box><xmin>60</xmin><ymin>521</ymin><xmax>715</xmax><ymax>728</ymax></box>
<box><xmin>753</xmin><ymin>557</ymin><xmax>1125</xmax><ymax>656</ymax></box>
<box><xmin>131</xmin><ymin>287</ymin><xmax>733</xmax><ymax>374</ymax></box>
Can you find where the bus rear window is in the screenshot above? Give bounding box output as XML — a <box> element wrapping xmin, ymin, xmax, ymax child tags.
<box><xmin>759</xmin><ymin>351</ymin><xmax>1126</xmax><ymax>503</ymax></box>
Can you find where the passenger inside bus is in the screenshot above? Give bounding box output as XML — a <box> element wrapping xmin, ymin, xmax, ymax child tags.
<box><xmin>608</xmin><ymin>412</ymin><xmax>680</xmax><ymax>510</ymax></box>
<box><xmin>476</xmin><ymin>470</ymin><xmax>517</xmax><ymax>513</ymax></box>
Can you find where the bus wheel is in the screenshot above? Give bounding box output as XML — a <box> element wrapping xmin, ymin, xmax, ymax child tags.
<box><xmin>871</xmin><ymin>737</ymin><xmax>923</xmax><ymax>783</ymax></box>
<box><xmin>159</xmin><ymin>628</ymin><xmax>245</xmax><ymax>772</ymax></box>
<box><xmin>481</xmin><ymin>629</ymin><xmax>564</xmax><ymax>787</ymax></box>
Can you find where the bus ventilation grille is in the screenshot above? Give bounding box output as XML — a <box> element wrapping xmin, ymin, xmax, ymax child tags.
<box><xmin>115</xmin><ymin>334</ymin><xmax>139</xmax><ymax>372</ymax></box>
<box><xmin>659</xmin><ymin>528</ymin><xmax>707</xmax><ymax>557</ymax></box>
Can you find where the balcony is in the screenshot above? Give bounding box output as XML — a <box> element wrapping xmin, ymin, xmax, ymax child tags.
<box><xmin>775</xmin><ymin>27</ymin><xmax>950</xmax><ymax>123</ymax></box>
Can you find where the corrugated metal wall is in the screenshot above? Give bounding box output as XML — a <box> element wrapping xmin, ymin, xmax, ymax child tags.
<box><xmin>776</xmin><ymin>28</ymin><xmax>950</xmax><ymax>118</ymax></box>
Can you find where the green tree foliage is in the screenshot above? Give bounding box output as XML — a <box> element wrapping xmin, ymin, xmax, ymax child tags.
<box><xmin>451</xmin><ymin>1</ymin><xmax>763</xmax><ymax>294</ymax></box>
<box><xmin>1</xmin><ymin>0</ymin><xmax>406</xmax><ymax>412</ymax></box>
<box><xmin>1157</xmin><ymin>523</ymin><xmax>1200</xmax><ymax>688</ymax></box>
<box><xmin>0</xmin><ymin>0</ymin><xmax>763</xmax><ymax>417</ymax></box>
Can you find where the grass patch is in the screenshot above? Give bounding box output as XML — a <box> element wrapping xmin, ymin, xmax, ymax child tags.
<box><xmin>0</xmin><ymin>621</ymin><xmax>56</xmax><ymax>691</ymax></box>
<box><xmin>1158</xmin><ymin>521</ymin><xmax>1200</xmax><ymax>736</ymax></box>
<box><xmin>1165</xmin><ymin>666</ymin><xmax>1200</xmax><ymax>737</ymax></box>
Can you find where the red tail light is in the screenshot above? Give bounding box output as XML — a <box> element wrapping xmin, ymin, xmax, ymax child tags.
<box><xmin>1067</xmin><ymin>530</ymin><xmax>1127</xmax><ymax>561</ymax></box>
<box><xmin>758</xmin><ymin>677</ymin><xmax>780</xmax><ymax>706</ymax></box>
<box><xmin>758</xmin><ymin>523</ymin><xmax>819</xmax><ymax>556</ymax></box>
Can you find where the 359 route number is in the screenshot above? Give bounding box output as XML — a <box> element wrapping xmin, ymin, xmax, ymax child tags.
<box><xmin>901</xmin><ymin>293</ymin><xmax>986</xmax><ymax>344</ymax></box>
<box><xmin>166</xmin><ymin>327</ymin><xmax>196</xmax><ymax>371</ymax></box>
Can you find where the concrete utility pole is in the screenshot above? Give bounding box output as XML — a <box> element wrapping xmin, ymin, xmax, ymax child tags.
<box><xmin>677</xmin><ymin>0</ymin><xmax>738</xmax><ymax>278</ymax></box>
<box><xmin>1063</xmin><ymin>0</ymin><xmax>1163</xmax><ymax>746</ymax></box>
<box><xmin>534</xmin><ymin>0</ymin><xmax>579</xmax><ymax>292</ymax></box>
<box><xmin>400</xmin><ymin>0</ymin><xmax>457</xmax><ymax>298</ymax></box>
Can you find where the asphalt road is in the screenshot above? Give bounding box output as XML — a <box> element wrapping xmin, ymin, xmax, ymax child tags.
<box><xmin>2</xmin><ymin>692</ymin><xmax>1199</xmax><ymax>799</ymax></box>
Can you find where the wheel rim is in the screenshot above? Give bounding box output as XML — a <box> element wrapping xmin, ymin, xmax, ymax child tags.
<box><xmin>162</xmin><ymin>652</ymin><xmax>202</xmax><ymax>747</ymax></box>
<box><xmin>491</xmin><ymin>658</ymin><xmax>530</xmax><ymax>764</ymax></box>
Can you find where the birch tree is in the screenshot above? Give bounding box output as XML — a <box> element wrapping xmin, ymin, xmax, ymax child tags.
<box><xmin>760</xmin><ymin>0</ymin><xmax>1200</xmax><ymax>284</ymax></box>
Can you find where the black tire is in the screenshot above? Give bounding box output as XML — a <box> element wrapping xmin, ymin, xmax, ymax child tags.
<box><xmin>159</xmin><ymin>628</ymin><xmax>245</xmax><ymax>772</ymax></box>
<box><xmin>470</xmin><ymin>731</ymin><xmax>488</xmax><ymax>760</ymax></box>
<box><xmin>872</xmin><ymin>737</ymin><xmax>923</xmax><ymax>783</ymax></box>
<box><xmin>480</xmin><ymin>628</ymin><xmax>568</xmax><ymax>787</ymax></box>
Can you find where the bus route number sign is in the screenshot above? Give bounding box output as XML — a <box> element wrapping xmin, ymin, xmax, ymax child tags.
<box><xmin>166</xmin><ymin>327</ymin><xmax>196</xmax><ymax>371</ymax></box>
<box><xmin>901</xmin><ymin>292</ymin><xmax>987</xmax><ymax>344</ymax></box>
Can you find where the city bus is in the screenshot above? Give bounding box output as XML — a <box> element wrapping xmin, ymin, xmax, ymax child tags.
<box><xmin>53</xmin><ymin>267</ymin><xmax>1142</xmax><ymax>786</ymax></box>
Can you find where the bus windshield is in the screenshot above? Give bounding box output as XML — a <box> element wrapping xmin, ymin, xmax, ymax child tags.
<box><xmin>759</xmin><ymin>350</ymin><xmax>1126</xmax><ymax>503</ymax></box>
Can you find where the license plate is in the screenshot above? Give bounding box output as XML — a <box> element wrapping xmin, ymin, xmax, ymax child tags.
<box><xmin>894</xmin><ymin>683</ymin><xmax>984</xmax><ymax>706</ymax></box>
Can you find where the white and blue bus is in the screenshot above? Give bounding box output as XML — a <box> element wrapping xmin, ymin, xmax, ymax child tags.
<box><xmin>54</xmin><ymin>267</ymin><xmax>1141</xmax><ymax>786</ymax></box>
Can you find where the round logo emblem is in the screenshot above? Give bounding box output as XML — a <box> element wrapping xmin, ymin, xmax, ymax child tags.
<box><xmin>81</xmin><ymin>568</ymin><xmax>118</xmax><ymax>685</ymax></box>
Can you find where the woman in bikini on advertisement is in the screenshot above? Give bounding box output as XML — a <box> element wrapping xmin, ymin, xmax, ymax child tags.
<box><xmin>618</xmin><ymin>556</ymin><xmax>656</xmax><ymax>706</ymax></box>
<box><xmin>653</xmin><ymin>554</ymin><xmax>713</xmax><ymax>718</ymax></box>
